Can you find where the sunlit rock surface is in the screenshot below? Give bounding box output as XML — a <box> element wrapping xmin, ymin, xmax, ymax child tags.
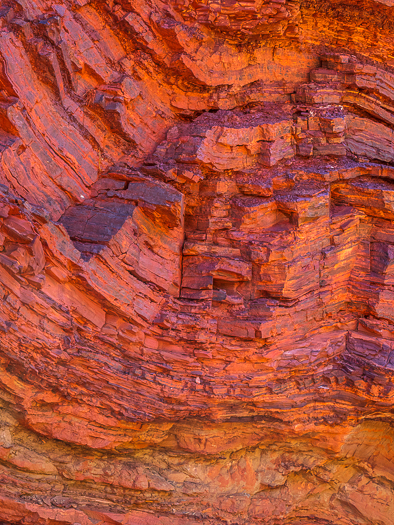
<box><xmin>1</xmin><ymin>0</ymin><xmax>394</xmax><ymax>523</ymax></box>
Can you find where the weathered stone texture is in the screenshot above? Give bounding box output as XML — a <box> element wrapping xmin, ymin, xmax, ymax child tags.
<box><xmin>1</xmin><ymin>0</ymin><xmax>394</xmax><ymax>524</ymax></box>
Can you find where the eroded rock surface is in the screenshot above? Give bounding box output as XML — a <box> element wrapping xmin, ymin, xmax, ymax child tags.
<box><xmin>1</xmin><ymin>0</ymin><xmax>394</xmax><ymax>523</ymax></box>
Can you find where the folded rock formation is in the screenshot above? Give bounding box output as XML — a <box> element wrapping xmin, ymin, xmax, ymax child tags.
<box><xmin>1</xmin><ymin>0</ymin><xmax>394</xmax><ymax>523</ymax></box>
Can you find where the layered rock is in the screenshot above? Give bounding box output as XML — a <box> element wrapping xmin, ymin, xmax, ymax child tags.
<box><xmin>1</xmin><ymin>0</ymin><xmax>394</xmax><ymax>524</ymax></box>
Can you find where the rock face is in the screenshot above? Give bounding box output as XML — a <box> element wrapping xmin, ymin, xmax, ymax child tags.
<box><xmin>1</xmin><ymin>0</ymin><xmax>394</xmax><ymax>523</ymax></box>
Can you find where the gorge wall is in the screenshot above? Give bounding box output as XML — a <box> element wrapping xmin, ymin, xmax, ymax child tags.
<box><xmin>1</xmin><ymin>0</ymin><xmax>394</xmax><ymax>523</ymax></box>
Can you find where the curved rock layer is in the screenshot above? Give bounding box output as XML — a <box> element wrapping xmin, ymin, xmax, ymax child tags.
<box><xmin>1</xmin><ymin>0</ymin><xmax>394</xmax><ymax>523</ymax></box>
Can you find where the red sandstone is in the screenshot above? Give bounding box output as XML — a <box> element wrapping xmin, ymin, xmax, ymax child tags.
<box><xmin>1</xmin><ymin>0</ymin><xmax>394</xmax><ymax>523</ymax></box>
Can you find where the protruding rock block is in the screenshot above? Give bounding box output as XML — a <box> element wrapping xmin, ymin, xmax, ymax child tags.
<box><xmin>61</xmin><ymin>173</ymin><xmax>184</xmax><ymax>295</ymax></box>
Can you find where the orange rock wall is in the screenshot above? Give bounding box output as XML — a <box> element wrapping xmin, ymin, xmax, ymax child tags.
<box><xmin>1</xmin><ymin>0</ymin><xmax>394</xmax><ymax>523</ymax></box>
